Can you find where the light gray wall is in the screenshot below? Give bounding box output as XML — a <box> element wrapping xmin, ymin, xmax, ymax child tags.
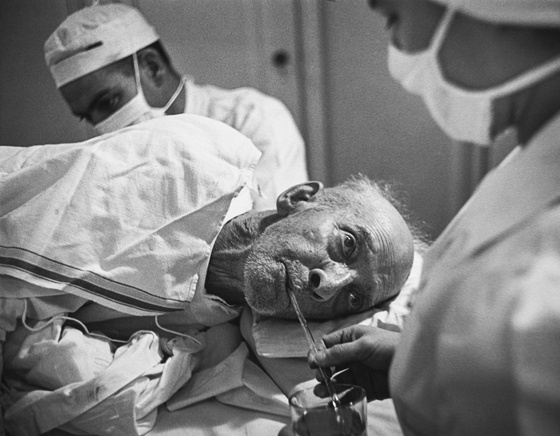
<box><xmin>0</xmin><ymin>0</ymin><xmax>89</xmax><ymax>145</ymax></box>
<box><xmin>319</xmin><ymin>1</ymin><xmax>453</xmax><ymax>239</ymax></box>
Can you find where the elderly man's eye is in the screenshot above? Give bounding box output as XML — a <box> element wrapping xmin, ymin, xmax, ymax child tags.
<box><xmin>349</xmin><ymin>290</ymin><xmax>362</xmax><ymax>310</ymax></box>
<box><xmin>341</xmin><ymin>230</ymin><xmax>357</xmax><ymax>258</ymax></box>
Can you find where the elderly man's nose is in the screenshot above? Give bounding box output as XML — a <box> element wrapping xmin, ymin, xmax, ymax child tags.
<box><xmin>309</xmin><ymin>268</ymin><xmax>348</xmax><ymax>301</ymax></box>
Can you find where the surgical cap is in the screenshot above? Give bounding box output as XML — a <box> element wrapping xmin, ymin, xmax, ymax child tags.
<box><xmin>44</xmin><ymin>4</ymin><xmax>159</xmax><ymax>88</ymax></box>
<box><xmin>431</xmin><ymin>0</ymin><xmax>560</xmax><ymax>27</ymax></box>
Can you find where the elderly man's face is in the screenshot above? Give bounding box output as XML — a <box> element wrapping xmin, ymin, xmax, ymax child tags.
<box><xmin>243</xmin><ymin>182</ymin><xmax>414</xmax><ymax>320</ymax></box>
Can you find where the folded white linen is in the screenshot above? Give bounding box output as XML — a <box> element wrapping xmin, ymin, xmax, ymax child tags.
<box><xmin>4</xmin><ymin>330</ymin><xmax>203</xmax><ymax>436</ymax></box>
<box><xmin>166</xmin><ymin>339</ymin><xmax>248</xmax><ymax>410</ymax></box>
<box><xmin>168</xmin><ymin>340</ymin><xmax>290</xmax><ymax>418</ymax></box>
<box><xmin>149</xmin><ymin>399</ymin><xmax>290</xmax><ymax>436</ymax></box>
<box><xmin>167</xmin><ymin>320</ymin><xmax>289</xmax><ymax>418</ymax></box>
<box><xmin>216</xmin><ymin>358</ymin><xmax>290</xmax><ymax>417</ymax></box>
<box><xmin>0</xmin><ymin>114</ymin><xmax>260</xmax><ymax>320</ymax></box>
<box><xmin>4</xmin><ymin>320</ymin><xmax>114</xmax><ymax>389</ymax></box>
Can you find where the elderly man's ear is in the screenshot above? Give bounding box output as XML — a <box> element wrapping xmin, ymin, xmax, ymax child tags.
<box><xmin>276</xmin><ymin>181</ymin><xmax>324</xmax><ymax>217</ymax></box>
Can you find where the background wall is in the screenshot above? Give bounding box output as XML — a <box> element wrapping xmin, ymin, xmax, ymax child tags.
<box><xmin>319</xmin><ymin>2</ymin><xmax>452</xmax><ymax>238</ymax></box>
<box><xmin>0</xmin><ymin>0</ymin><xmax>480</xmax><ymax>240</ymax></box>
<box><xmin>0</xmin><ymin>1</ymin><xmax>90</xmax><ymax>144</ymax></box>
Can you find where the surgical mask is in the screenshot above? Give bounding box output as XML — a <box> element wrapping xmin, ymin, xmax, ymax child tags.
<box><xmin>388</xmin><ymin>9</ymin><xmax>560</xmax><ymax>145</ymax></box>
<box><xmin>94</xmin><ymin>53</ymin><xmax>185</xmax><ymax>135</ymax></box>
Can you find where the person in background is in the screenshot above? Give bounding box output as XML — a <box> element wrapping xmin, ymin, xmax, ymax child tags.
<box><xmin>44</xmin><ymin>2</ymin><xmax>308</xmax><ymax>210</ymax></box>
<box><xmin>309</xmin><ymin>0</ymin><xmax>560</xmax><ymax>434</ymax></box>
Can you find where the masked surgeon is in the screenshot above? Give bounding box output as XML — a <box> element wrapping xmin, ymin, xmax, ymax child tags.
<box><xmin>309</xmin><ymin>1</ymin><xmax>560</xmax><ymax>435</ymax></box>
<box><xmin>44</xmin><ymin>3</ymin><xmax>308</xmax><ymax>210</ymax></box>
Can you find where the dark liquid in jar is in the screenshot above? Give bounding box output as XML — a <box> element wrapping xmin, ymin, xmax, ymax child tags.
<box><xmin>293</xmin><ymin>407</ymin><xmax>366</xmax><ymax>436</ymax></box>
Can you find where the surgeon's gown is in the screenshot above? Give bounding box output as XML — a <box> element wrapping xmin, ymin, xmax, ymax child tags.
<box><xmin>391</xmin><ymin>113</ymin><xmax>560</xmax><ymax>435</ymax></box>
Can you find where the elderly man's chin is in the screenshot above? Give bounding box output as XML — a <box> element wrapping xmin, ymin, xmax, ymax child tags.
<box><xmin>247</xmin><ymin>295</ymin><xmax>339</xmax><ymax>320</ymax></box>
<box><xmin>243</xmin><ymin>255</ymin><xmax>290</xmax><ymax>316</ymax></box>
<box><xmin>246</xmin><ymin>298</ymin><xmax>296</xmax><ymax>320</ymax></box>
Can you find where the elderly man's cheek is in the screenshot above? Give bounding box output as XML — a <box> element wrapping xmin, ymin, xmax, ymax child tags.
<box><xmin>309</xmin><ymin>303</ymin><xmax>340</xmax><ymax>320</ymax></box>
<box><xmin>246</xmin><ymin>296</ymin><xmax>295</xmax><ymax>319</ymax></box>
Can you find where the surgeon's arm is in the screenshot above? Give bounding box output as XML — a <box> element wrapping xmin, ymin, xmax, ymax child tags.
<box><xmin>308</xmin><ymin>325</ymin><xmax>399</xmax><ymax>401</ymax></box>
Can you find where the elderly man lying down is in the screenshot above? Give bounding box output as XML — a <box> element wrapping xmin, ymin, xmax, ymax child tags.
<box><xmin>77</xmin><ymin>171</ymin><xmax>417</xmax><ymax>340</ymax></box>
<box><xmin>0</xmin><ymin>115</ymin><xmax>420</xmax><ymax>435</ymax></box>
